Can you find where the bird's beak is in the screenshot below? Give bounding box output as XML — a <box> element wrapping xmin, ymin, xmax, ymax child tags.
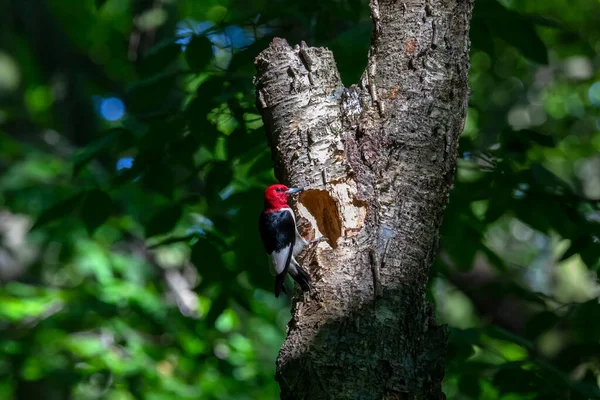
<box><xmin>285</xmin><ymin>187</ymin><xmax>304</xmax><ymax>195</ymax></box>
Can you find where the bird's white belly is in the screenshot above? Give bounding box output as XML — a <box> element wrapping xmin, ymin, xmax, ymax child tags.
<box><xmin>269</xmin><ymin>247</ymin><xmax>291</xmax><ymax>276</ymax></box>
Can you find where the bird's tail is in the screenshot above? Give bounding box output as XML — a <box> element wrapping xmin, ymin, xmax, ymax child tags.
<box><xmin>274</xmin><ymin>273</ymin><xmax>287</xmax><ymax>298</ymax></box>
<box><xmin>289</xmin><ymin>261</ymin><xmax>313</xmax><ymax>293</ymax></box>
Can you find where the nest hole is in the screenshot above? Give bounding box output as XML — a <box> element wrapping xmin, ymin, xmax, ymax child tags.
<box><xmin>298</xmin><ymin>189</ymin><xmax>342</xmax><ymax>249</ymax></box>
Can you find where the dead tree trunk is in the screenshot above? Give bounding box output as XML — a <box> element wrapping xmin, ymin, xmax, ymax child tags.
<box><xmin>254</xmin><ymin>0</ymin><xmax>473</xmax><ymax>398</ymax></box>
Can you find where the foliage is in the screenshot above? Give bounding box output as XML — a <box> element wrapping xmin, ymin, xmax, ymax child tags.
<box><xmin>0</xmin><ymin>0</ymin><xmax>599</xmax><ymax>398</ymax></box>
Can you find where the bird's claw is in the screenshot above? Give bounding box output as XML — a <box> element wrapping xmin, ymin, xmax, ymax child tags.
<box><xmin>308</xmin><ymin>237</ymin><xmax>329</xmax><ymax>245</ymax></box>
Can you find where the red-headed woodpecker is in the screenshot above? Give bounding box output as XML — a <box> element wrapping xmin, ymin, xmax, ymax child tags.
<box><xmin>258</xmin><ymin>184</ymin><xmax>313</xmax><ymax>297</ymax></box>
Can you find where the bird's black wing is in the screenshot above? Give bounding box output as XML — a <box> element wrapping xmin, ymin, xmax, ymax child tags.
<box><xmin>259</xmin><ymin>209</ymin><xmax>297</xmax><ymax>297</ymax></box>
<box><xmin>258</xmin><ymin>209</ymin><xmax>296</xmax><ymax>254</ymax></box>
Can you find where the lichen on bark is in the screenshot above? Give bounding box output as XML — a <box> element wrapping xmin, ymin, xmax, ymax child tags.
<box><xmin>254</xmin><ymin>1</ymin><xmax>474</xmax><ymax>398</ymax></box>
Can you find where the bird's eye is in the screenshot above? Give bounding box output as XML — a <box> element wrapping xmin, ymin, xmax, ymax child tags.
<box><xmin>276</xmin><ymin>188</ymin><xmax>281</xmax><ymax>192</ymax></box>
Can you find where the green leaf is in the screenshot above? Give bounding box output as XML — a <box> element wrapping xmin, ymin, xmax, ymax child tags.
<box><xmin>521</xmin><ymin>130</ymin><xmax>556</xmax><ymax>148</ymax></box>
<box><xmin>484</xmin><ymin>195</ymin><xmax>511</xmax><ymax>223</ymax></box>
<box><xmin>31</xmin><ymin>193</ymin><xmax>85</xmax><ymax>230</ymax></box>
<box><xmin>449</xmin><ymin>327</ymin><xmax>481</xmax><ymax>347</ymax></box>
<box><xmin>185</xmin><ymin>78</ymin><xmax>225</xmax><ymax>149</ymax></box>
<box><xmin>483</xmin><ymin>173</ymin><xmax>514</xmax><ymax>223</ymax></box>
<box><xmin>126</xmin><ymin>72</ymin><xmax>177</xmax><ymax>114</ymax></box>
<box><xmin>228</xmin><ymin>37</ymin><xmax>273</xmax><ymax>74</ymax></box>
<box><xmin>443</xmin><ymin>224</ymin><xmax>481</xmax><ymax>270</ymax></box>
<box><xmin>111</xmin><ymin>156</ymin><xmax>146</xmax><ymax>187</ymax></box>
<box><xmin>146</xmin><ymin>205</ymin><xmax>183</xmax><ymax>237</ymax></box>
<box><xmin>206</xmin><ymin>293</ymin><xmax>228</xmax><ymax>328</ymax></box>
<box><xmin>247</xmin><ymin>148</ymin><xmax>274</xmax><ymax>178</ymax></box>
<box><xmin>493</xmin><ymin>367</ymin><xmax>539</xmax><ymax>394</ymax></box>
<box><xmin>458</xmin><ymin>375</ymin><xmax>482</xmax><ymax>399</ymax></box>
<box><xmin>185</xmin><ymin>35</ymin><xmax>213</xmax><ymax>72</ymax></box>
<box><xmin>501</xmin><ymin>130</ymin><xmax>556</xmax><ymax>157</ymax></box>
<box><xmin>525</xmin><ymin>311</ymin><xmax>559</xmax><ymax>339</ymax></box>
<box><xmin>80</xmin><ymin>189</ymin><xmax>113</xmax><ymax>234</ymax></box>
<box><xmin>204</xmin><ymin>161</ymin><xmax>233</xmax><ymax>201</ymax></box>
<box><xmin>572</xmin><ymin>300</ymin><xmax>600</xmax><ymax>343</ymax></box>
<box><xmin>497</xmin><ymin>21</ymin><xmax>548</xmax><ymax>64</ymax></box>
<box><xmin>580</xmin><ymin>246</ymin><xmax>600</xmax><ymax>271</ymax></box>
<box><xmin>328</xmin><ymin>22</ymin><xmax>371</xmax><ymax>85</ymax></box>
<box><xmin>136</xmin><ymin>118</ymin><xmax>186</xmax><ymax>162</ymax></box>
<box><xmin>559</xmin><ymin>236</ymin><xmax>589</xmax><ymax>261</ymax></box>
<box><xmin>470</xmin><ymin>20</ymin><xmax>495</xmax><ymax>56</ymax></box>
<box><xmin>481</xmin><ymin>245</ymin><xmax>507</xmax><ymax>271</ymax></box>
<box><xmin>227</xmin><ymin>128</ymin><xmax>262</xmax><ymax>160</ymax></box>
<box><xmin>138</xmin><ymin>40</ymin><xmax>181</xmax><ymax>77</ymax></box>
<box><xmin>195</xmin><ymin>77</ymin><xmax>226</xmax><ymax>101</ymax></box>
<box><xmin>187</xmin><ymin>108</ymin><xmax>220</xmax><ymax>149</ymax></box>
<box><xmin>473</xmin><ymin>0</ymin><xmax>548</xmax><ymax>64</ymax></box>
<box><xmin>191</xmin><ymin>237</ymin><xmax>228</xmax><ymax>285</ymax></box>
<box><xmin>515</xmin><ymin>191</ymin><xmax>576</xmax><ymax>238</ymax></box>
<box><xmin>169</xmin><ymin>135</ymin><xmax>200</xmax><ymax>170</ymax></box>
<box><xmin>232</xmin><ymin>288</ymin><xmax>253</xmax><ymax>313</ymax></box>
<box><xmin>141</xmin><ymin>162</ymin><xmax>177</xmax><ymax>199</ymax></box>
<box><xmin>72</xmin><ymin>128</ymin><xmax>130</xmax><ymax>176</ymax></box>
<box><xmin>530</xmin><ymin>164</ymin><xmax>566</xmax><ymax>190</ymax></box>
<box><xmin>447</xmin><ymin>328</ymin><xmax>480</xmax><ymax>362</ymax></box>
<box><xmin>513</xmin><ymin>200</ymin><xmax>554</xmax><ymax>234</ymax></box>
<box><xmin>148</xmin><ymin>233</ymin><xmax>198</xmax><ymax>249</ymax></box>
<box><xmin>486</xmin><ymin>326</ymin><xmax>534</xmax><ymax>351</ymax></box>
<box><xmin>95</xmin><ymin>0</ymin><xmax>108</xmax><ymax>9</ymax></box>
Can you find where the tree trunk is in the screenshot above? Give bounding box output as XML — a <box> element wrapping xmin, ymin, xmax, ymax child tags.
<box><xmin>254</xmin><ymin>0</ymin><xmax>473</xmax><ymax>398</ymax></box>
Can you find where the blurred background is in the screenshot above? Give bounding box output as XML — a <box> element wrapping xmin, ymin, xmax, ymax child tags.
<box><xmin>0</xmin><ymin>0</ymin><xmax>599</xmax><ymax>399</ymax></box>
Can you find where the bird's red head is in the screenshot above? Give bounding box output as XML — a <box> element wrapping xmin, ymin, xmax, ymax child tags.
<box><xmin>263</xmin><ymin>184</ymin><xmax>304</xmax><ymax>212</ymax></box>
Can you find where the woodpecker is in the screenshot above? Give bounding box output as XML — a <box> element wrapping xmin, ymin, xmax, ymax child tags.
<box><xmin>258</xmin><ymin>184</ymin><xmax>313</xmax><ymax>297</ymax></box>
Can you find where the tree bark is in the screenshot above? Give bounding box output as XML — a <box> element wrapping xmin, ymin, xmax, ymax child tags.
<box><xmin>254</xmin><ymin>0</ymin><xmax>473</xmax><ymax>398</ymax></box>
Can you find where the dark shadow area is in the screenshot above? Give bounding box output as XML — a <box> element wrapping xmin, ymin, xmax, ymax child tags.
<box><xmin>277</xmin><ymin>289</ymin><xmax>447</xmax><ymax>399</ymax></box>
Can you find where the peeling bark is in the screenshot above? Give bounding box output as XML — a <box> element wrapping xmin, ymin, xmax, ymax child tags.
<box><xmin>254</xmin><ymin>1</ymin><xmax>473</xmax><ymax>398</ymax></box>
